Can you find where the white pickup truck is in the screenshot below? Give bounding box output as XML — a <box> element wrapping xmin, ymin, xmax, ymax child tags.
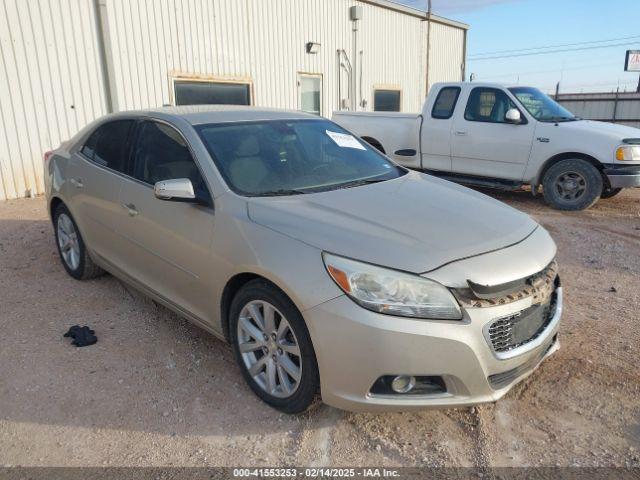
<box><xmin>333</xmin><ymin>82</ymin><xmax>640</xmax><ymax>210</ymax></box>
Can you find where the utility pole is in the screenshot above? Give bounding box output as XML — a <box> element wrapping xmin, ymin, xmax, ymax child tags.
<box><xmin>554</xmin><ymin>82</ymin><xmax>560</xmax><ymax>100</ymax></box>
<box><xmin>425</xmin><ymin>0</ymin><xmax>432</xmax><ymax>96</ymax></box>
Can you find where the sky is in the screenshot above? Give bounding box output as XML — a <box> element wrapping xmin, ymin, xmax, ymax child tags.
<box><xmin>397</xmin><ymin>0</ymin><xmax>640</xmax><ymax>93</ymax></box>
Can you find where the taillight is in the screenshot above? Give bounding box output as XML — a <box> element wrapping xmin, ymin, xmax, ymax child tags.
<box><xmin>44</xmin><ymin>151</ymin><xmax>53</xmax><ymax>163</ymax></box>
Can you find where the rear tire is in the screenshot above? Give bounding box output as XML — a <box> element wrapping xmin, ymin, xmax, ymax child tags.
<box><xmin>542</xmin><ymin>159</ymin><xmax>603</xmax><ymax>211</ymax></box>
<box><xmin>361</xmin><ymin>137</ymin><xmax>385</xmax><ymax>154</ymax></box>
<box><xmin>53</xmin><ymin>203</ymin><xmax>104</xmax><ymax>280</ymax></box>
<box><xmin>229</xmin><ymin>280</ymin><xmax>319</xmax><ymax>414</ymax></box>
<box><xmin>600</xmin><ymin>187</ymin><xmax>622</xmax><ymax>199</ymax></box>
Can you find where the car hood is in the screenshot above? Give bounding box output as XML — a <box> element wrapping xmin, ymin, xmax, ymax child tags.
<box><xmin>554</xmin><ymin>119</ymin><xmax>640</xmax><ymax>141</ymax></box>
<box><xmin>247</xmin><ymin>171</ymin><xmax>538</xmax><ymax>274</ymax></box>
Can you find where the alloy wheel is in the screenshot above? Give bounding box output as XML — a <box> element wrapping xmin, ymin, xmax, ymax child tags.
<box><xmin>57</xmin><ymin>213</ymin><xmax>81</xmax><ymax>271</ymax></box>
<box><xmin>236</xmin><ymin>300</ymin><xmax>302</xmax><ymax>398</ymax></box>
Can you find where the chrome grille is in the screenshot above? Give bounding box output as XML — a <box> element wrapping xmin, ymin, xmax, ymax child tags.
<box><xmin>488</xmin><ymin>292</ymin><xmax>558</xmax><ymax>353</ymax></box>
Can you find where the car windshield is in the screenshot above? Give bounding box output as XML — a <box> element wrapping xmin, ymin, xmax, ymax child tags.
<box><xmin>196</xmin><ymin>119</ymin><xmax>405</xmax><ymax>196</ymax></box>
<box><xmin>509</xmin><ymin>87</ymin><xmax>578</xmax><ymax>122</ymax></box>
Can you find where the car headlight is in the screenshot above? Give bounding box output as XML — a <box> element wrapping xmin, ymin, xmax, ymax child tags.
<box><xmin>616</xmin><ymin>145</ymin><xmax>640</xmax><ymax>161</ymax></box>
<box><xmin>322</xmin><ymin>252</ymin><xmax>462</xmax><ymax>320</ymax></box>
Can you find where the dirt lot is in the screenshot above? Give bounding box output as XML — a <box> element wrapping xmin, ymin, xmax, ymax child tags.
<box><xmin>1</xmin><ymin>190</ymin><xmax>639</xmax><ymax>468</ymax></box>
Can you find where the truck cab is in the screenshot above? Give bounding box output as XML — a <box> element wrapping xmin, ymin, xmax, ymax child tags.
<box><xmin>333</xmin><ymin>82</ymin><xmax>640</xmax><ymax>210</ymax></box>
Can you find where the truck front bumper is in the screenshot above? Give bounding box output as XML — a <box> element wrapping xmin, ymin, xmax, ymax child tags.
<box><xmin>603</xmin><ymin>163</ymin><xmax>640</xmax><ymax>189</ymax></box>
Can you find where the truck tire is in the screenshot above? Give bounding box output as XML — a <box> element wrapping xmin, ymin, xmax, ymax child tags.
<box><xmin>542</xmin><ymin>159</ymin><xmax>603</xmax><ymax>211</ymax></box>
<box><xmin>600</xmin><ymin>187</ymin><xmax>622</xmax><ymax>199</ymax></box>
<box><xmin>361</xmin><ymin>137</ymin><xmax>385</xmax><ymax>154</ymax></box>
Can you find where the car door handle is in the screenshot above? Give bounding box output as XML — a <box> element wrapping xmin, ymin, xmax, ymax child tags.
<box><xmin>70</xmin><ymin>178</ymin><xmax>84</xmax><ymax>188</ymax></box>
<box><xmin>121</xmin><ymin>203</ymin><xmax>139</xmax><ymax>217</ymax></box>
<box><xmin>454</xmin><ymin>130</ymin><xmax>468</xmax><ymax>136</ymax></box>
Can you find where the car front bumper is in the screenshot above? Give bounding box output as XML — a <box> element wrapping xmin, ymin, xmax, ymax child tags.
<box><xmin>304</xmin><ymin>287</ymin><xmax>562</xmax><ymax>412</ymax></box>
<box><xmin>603</xmin><ymin>163</ymin><xmax>640</xmax><ymax>189</ymax></box>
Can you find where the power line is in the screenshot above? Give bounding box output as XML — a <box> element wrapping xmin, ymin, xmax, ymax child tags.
<box><xmin>468</xmin><ymin>41</ymin><xmax>640</xmax><ymax>61</ymax></box>
<box><xmin>469</xmin><ymin>34</ymin><xmax>640</xmax><ymax>58</ymax></box>
<box><xmin>477</xmin><ymin>61</ymin><xmax>621</xmax><ymax>80</ymax></box>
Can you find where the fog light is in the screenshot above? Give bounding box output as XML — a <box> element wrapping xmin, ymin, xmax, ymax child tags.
<box><xmin>391</xmin><ymin>375</ymin><xmax>416</xmax><ymax>393</ymax></box>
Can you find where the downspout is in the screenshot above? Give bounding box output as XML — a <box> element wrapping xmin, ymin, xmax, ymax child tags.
<box><xmin>461</xmin><ymin>28</ymin><xmax>467</xmax><ymax>81</ymax></box>
<box><xmin>425</xmin><ymin>0</ymin><xmax>432</xmax><ymax>97</ymax></box>
<box><xmin>359</xmin><ymin>50</ymin><xmax>364</xmax><ymax>109</ymax></box>
<box><xmin>92</xmin><ymin>0</ymin><xmax>117</xmax><ymax>112</ymax></box>
<box><xmin>351</xmin><ymin>17</ymin><xmax>359</xmax><ymax>110</ymax></box>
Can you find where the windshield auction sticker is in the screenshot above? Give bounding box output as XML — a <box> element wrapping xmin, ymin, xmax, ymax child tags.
<box><xmin>326</xmin><ymin>130</ymin><xmax>366</xmax><ymax>150</ymax></box>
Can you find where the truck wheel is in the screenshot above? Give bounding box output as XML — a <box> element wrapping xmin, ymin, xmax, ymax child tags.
<box><xmin>600</xmin><ymin>187</ymin><xmax>622</xmax><ymax>199</ymax></box>
<box><xmin>361</xmin><ymin>137</ymin><xmax>385</xmax><ymax>154</ymax></box>
<box><xmin>542</xmin><ymin>159</ymin><xmax>603</xmax><ymax>211</ymax></box>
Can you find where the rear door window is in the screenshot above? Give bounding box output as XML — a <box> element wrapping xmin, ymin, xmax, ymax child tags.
<box><xmin>431</xmin><ymin>87</ymin><xmax>461</xmax><ymax>119</ymax></box>
<box><xmin>82</xmin><ymin>120</ymin><xmax>135</xmax><ymax>173</ymax></box>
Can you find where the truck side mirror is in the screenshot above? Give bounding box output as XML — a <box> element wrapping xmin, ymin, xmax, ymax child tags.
<box><xmin>505</xmin><ymin>109</ymin><xmax>522</xmax><ymax>124</ymax></box>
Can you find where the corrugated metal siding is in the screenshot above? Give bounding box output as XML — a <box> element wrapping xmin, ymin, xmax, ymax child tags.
<box><xmin>0</xmin><ymin>0</ymin><xmax>466</xmax><ymax>200</ymax></box>
<box><xmin>0</xmin><ymin>0</ymin><xmax>107</xmax><ymax>200</ymax></box>
<box><xmin>427</xmin><ymin>21</ymin><xmax>464</xmax><ymax>91</ymax></box>
<box><xmin>557</xmin><ymin>92</ymin><xmax>640</xmax><ymax>128</ymax></box>
<box><xmin>104</xmin><ymin>0</ymin><xmax>434</xmax><ymax>115</ymax></box>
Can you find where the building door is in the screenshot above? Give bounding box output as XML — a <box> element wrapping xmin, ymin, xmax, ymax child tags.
<box><xmin>298</xmin><ymin>74</ymin><xmax>322</xmax><ymax>116</ymax></box>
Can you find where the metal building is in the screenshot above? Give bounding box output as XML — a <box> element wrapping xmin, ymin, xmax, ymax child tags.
<box><xmin>0</xmin><ymin>0</ymin><xmax>468</xmax><ymax>201</ymax></box>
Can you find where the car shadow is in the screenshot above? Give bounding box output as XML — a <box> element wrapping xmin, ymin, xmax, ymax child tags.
<box><xmin>0</xmin><ymin>218</ymin><xmax>335</xmax><ymax>438</ymax></box>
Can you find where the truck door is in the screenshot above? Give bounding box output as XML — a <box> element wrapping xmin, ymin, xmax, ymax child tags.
<box><xmin>420</xmin><ymin>85</ymin><xmax>461</xmax><ymax>172</ymax></box>
<box><xmin>451</xmin><ymin>86</ymin><xmax>535</xmax><ymax>181</ymax></box>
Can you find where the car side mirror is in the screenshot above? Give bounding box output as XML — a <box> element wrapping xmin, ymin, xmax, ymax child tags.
<box><xmin>154</xmin><ymin>178</ymin><xmax>196</xmax><ymax>202</ymax></box>
<box><xmin>505</xmin><ymin>108</ymin><xmax>522</xmax><ymax>124</ymax></box>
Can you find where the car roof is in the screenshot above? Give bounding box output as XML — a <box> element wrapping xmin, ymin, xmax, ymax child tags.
<box><xmin>113</xmin><ymin>105</ymin><xmax>319</xmax><ymax>126</ymax></box>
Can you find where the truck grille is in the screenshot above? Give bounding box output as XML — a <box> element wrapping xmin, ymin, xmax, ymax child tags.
<box><xmin>488</xmin><ymin>291</ymin><xmax>558</xmax><ymax>353</ymax></box>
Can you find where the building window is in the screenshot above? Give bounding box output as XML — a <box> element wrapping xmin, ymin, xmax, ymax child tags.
<box><xmin>174</xmin><ymin>80</ymin><xmax>251</xmax><ymax>106</ymax></box>
<box><xmin>298</xmin><ymin>74</ymin><xmax>322</xmax><ymax>115</ymax></box>
<box><xmin>431</xmin><ymin>87</ymin><xmax>461</xmax><ymax>119</ymax></box>
<box><xmin>374</xmin><ymin>89</ymin><xmax>401</xmax><ymax>112</ymax></box>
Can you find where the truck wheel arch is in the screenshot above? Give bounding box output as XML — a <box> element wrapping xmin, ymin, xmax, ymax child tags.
<box><xmin>536</xmin><ymin>152</ymin><xmax>608</xmax><ymax>188</ymax></box>
<box><xmin>361</xmin><ymin>136</ymin><xmax>386</xmax><ymax>154</ymax></box>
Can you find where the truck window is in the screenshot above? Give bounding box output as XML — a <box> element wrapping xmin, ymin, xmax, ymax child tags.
<box><xmin>431</xmin><ymin>87</ymin><xmax>461</xmax><ymax>119</ymax></box>
<box><xmin>464</xmin><ymin>87</ymin><xmax>521</xmax><ymax>124</ymax></box>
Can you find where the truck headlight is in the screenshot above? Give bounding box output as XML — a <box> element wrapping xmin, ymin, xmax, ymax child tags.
<box><xmin>322</xmin><ymin>252</ymin><xmax>462</xmax><ymax>320</ymax></box>
<box><xmin>616</xmin><ymin>145</ymin><xmax>640</xmax><ymax>161</ymax></box>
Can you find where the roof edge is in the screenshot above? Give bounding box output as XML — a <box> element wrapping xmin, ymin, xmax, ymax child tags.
<box><xmin>358</xmin><ymin>0</ymin><xmax>470</xmax><ymax>30</ymax></box>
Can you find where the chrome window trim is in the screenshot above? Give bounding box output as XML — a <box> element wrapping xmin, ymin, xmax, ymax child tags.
<box><xmin>76</xmin><ymin>117</ymin><xmax>215</xmax><ymax>209</ymax></box>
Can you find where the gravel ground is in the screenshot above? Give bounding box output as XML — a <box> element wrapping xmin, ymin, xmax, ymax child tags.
<box><xmin>0</xmin><ymin>190</ymin><xmax>639</xmax><ymax>468</ymax></box>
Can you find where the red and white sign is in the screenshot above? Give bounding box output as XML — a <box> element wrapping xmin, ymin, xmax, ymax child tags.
<box><xmin>625</xmin><ymin>50</ymin><xmax>640</xmax><ymax>72</ymax></box>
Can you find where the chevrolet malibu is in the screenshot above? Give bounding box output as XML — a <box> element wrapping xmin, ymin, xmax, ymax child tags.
<box><xmin>44</xmin><ymin>106</ymin><xmax>562</xmax><ymax>413</ymax></box>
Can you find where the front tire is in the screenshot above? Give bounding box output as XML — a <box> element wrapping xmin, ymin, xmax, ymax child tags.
<box><xmin>542</xmin><ymin>159</ymin><xmax>603</xmax><ymax>210</ymax></box>
<box><xmin>229</xmin><ymin>280</ymin><xmax>319</xmax><ymax>414</ymax></box>
<box><xmin>53</xmin><ymin>203</ymin><xmax>104</xmax><ymax>280</ymax></box>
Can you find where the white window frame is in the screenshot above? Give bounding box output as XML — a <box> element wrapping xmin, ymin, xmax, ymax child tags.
<box><xmin>297</xmin><ymin>72</ymin><xmax>323</xmax><ymax>116</ymax></box>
